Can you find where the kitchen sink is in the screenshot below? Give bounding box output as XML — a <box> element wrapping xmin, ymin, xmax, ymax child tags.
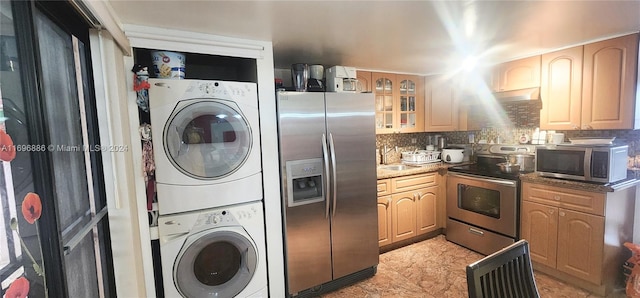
<box><xmin>379</xmin><ymin>164</ymin><xmax>410</xmax><ymax>171</ymax></box>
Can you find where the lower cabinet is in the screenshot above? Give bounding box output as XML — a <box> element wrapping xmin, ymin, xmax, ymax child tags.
<box><xmin>377</xmin><ymin>195</ymin><xmax>392</xmax><ymax>247</ymax></box>
<box><xmin>520</xmin><ymin>181</ymin><xmax>635</xmax><ymax>296</ymax></box>
<box><xmin>377</xmin><ymin>173</ymin><xmax>442</xmax><ymax>248</ymax></box>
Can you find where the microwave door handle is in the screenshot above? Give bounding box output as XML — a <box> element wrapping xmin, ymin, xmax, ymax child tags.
<box><xmin>322</xmin><ymin>133</ymin><xmax>331</xmax><ymax>219</ymax></box>
<box><xmin>584</xmin><ymin>148</ymin><xmax>592</xmax><ymax>181</ymax></box>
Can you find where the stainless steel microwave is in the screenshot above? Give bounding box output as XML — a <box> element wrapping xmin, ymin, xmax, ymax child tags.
<box><xmin>535</xmin><ymin>144</ymin><xmax>628</xmax><ymax>183</ymax></box>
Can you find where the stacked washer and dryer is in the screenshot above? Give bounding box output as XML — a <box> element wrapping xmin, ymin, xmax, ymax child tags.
<box><xmin>148</xmin><ymin>79</ymin><xmax>267</xmax><ymax>297</ymax></box>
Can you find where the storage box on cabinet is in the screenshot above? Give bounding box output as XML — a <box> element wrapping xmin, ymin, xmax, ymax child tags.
<box><xmin>520</xmin><ymin>181</ymin><xmax>635</xmax><ymax>296</ymax></box>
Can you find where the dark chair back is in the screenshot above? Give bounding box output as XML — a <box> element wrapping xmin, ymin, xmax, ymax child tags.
<box><xmin>466</xmin><ymin>239</ymin><xmax>540</xmax><ymax>298</ymax></box>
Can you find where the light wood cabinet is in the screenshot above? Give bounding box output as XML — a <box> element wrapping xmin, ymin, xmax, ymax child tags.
<box><xmin>520</xmin><ymin>181</ymin><xmax>635</xmax><ymax>296</ymax></box>
<box><xmin>377</xmin><ymin>172</ymin><xmax>442</xmax><ymax>247</ymax></box>
<box><xmin>391</xmin><ymin>191</ymin><xmax>417</xmax><ymax>242</ymax></box>
<box><xmin>556</xmin><ymin>208</ymin><xmax>604</xmax><ymax>284</ymax></box>
<box><xmin>541</xmin><ymin>33</ymin><xmax>639</xmax><ymax>130</ymax></box>
<box><xmin>424</xmin><ymin>75</ymin><xmax>459</xmax><ymax>132</ymax></box>
<box><xmin>373</xmin><ymin>72</ymin><xmax>396</xmax><ymax>133</ymax></box>
<box><xmin>356</xmin><ymin>70</ymin><xmax>373</xmax><ymax>93</ymax></box>
<box><xmin>540</xmin><ymin>46</ymin><xmax>583</xmax><ymax>130</ymax></box>
<box><xmin>490</xmin><ymin>56</ymin><xmax>541</xmax><ymax>92</ymax></box>
<box><xmin>416</xmin><ymin>185</ymin><xmax>438</xmax><ymax>235</ymax></box>
<box><xmin>582</xmin><ymin>33</ymin><xmax>639</xmax><ymax>130</ymax></box>
<box><xmin>521</xmin><ymin>200</ymin><xmax>558</xmax><ymax>268</ymax></box>
<box><xmin>373</xmin><ymin>72</ymin><xmax>424</xmax><ymax>134</ymax></box>
<box><xmin>377</xmin><ymin>195</ymin><xmax>392</xmax><ymax>246</ymax></box>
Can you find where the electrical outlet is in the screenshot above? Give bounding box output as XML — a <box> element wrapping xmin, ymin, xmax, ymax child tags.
<box><xmin>411</xmin><ymin>138</ymin><xmax>417</xmax><ymax>144</ymax></box>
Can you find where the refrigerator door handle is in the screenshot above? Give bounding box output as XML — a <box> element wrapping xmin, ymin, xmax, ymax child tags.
<box><xmin>322</xmin><ymin>133</ymin><xmax>331</xmax><ymax>219</ymax></box>
<box><xmin>329</xmin><ymin>133</ymin><xmax>338</xmax><ymax>217</ymax></box>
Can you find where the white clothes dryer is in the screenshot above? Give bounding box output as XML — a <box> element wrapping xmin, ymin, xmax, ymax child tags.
<box><xmin>158</xmin><ymin>201</ymin><xmax>267</xmax><ymax>298</ymax></box>
<box><xmin>149</xmin><ymin>79</ymin><xmax>263</xmax><ymax>215</ymax></box>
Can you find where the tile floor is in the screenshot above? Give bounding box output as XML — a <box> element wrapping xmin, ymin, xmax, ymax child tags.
<box><xmin>322</xmin><ymin>235</ymin><xmax>625</xmax><ymax>298</ymax></box>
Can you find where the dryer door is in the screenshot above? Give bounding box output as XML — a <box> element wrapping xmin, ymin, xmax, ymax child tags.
<box><xmin>174</xmin><ymin>229</ymin><xmax>258</xmax><ymax>297</ymax></box>
<box><xmin>164</xmin><ymin>100</ymin><xmax>252</xmax><ymax>179</ymax></box>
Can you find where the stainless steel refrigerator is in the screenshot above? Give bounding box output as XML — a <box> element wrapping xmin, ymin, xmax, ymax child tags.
<box><xmin>276</xmin><ymin>91</ymin><xmax>379</xmax><ymax>296</ymax></box>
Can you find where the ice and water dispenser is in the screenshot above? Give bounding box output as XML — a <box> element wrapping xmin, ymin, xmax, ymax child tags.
<box><xmin>285</xmin><ymin>158</ymin><xmax>324</xmax><ymax>207</ymax></box>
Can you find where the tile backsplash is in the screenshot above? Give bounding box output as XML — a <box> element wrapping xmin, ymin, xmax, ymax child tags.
<box><xmin>377</xmin><ymin>129</ymin><xmax>640</xmax><ymax>165</ymax></box>
<box><xmin>376</xmin><ymin>102</ymin><xmax>640</xmax><ymax>166</ymax></box>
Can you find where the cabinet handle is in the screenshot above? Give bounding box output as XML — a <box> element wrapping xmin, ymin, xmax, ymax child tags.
<box><xmin>559</xmin><ymin>211</ymin><xmax>565</xmax><ymax>217</ymax></box>
<box><xmin>553</xmin><ymin>195</ymin><xmax>561</xmax><ymax>201</ymax></box>
<box><xmin>572</xmin><ymin>125</ymin><xmax>580</xmax><ymax>130</ymax></box>
<box><xmin>549</xmin><ymin>209</ymin><xmax>555</xmax><ymax>214</ymax></box>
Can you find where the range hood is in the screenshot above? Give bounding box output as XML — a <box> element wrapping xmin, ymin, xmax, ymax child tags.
<box><xmin>493</xmin><ymin>87</ymin><xmax>540</xmax><ymax>102</ymax></box>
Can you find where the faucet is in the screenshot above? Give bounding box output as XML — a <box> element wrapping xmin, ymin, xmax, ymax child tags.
<box><xmin>382</xmin><ymin>145</ymin><xmax>397</xmax><ymax>165</ymax></box>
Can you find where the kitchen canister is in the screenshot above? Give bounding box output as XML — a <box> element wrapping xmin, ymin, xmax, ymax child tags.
<box><xmin>151</xmin><ymin>51</ymin><xmax>186</xmax><ymax>79</ymax></box>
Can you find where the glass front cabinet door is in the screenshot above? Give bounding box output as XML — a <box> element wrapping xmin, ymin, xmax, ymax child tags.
<box><xmin>373</xmin><ymin>72</ymin><xmax>424</xmax><ymax>134</ymax></box>
<box><xmin>373</xmin><ymin>72</ymin><xmax>396</xmax><ymax>133</ymax></box>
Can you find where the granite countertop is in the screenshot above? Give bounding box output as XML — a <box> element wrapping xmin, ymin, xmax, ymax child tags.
<box><xmin>377</xmin><ymin>161</ymin><xmax>640</xmax><ymax>193</ymax></box>
<box><xmin>519</xmin><ymin>172</ymin><xmax>640</xmax><ymax>193</ymax></box>
<box><xmin>377</xmin><ymin>161</ymin><xmax>472</xmax><ymax>179</ymax></box>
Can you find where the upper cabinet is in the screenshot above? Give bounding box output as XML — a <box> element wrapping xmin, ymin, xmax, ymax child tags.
<box><xmin>356</xmin><ymin>70</ymin><xmax>373</xmax><ymax>93</ymax></box>
<box><xmin>490</xmin><ymin>56</ymin><xmax>541</xmax><ymax>92</ymax></box>
<box><xmin>397</xmin><ymin>74</ymin><xmax>424</xmax><ymax>133</ymax></box>
<box><xmin>424</xmin><ymin>75</ymin><xmax>459</xmax><ymax>132</ymax></box>
<box><xmin>540</xmin><ymin>46</ymin><xmax>583</xmax><ymax>130</ymax></box>
<box><xmin>373</xmin><ymin>72</ymin><xmax>424</xmax><ymax>134</ymax></box>
<box><xmin>541</xmin><ymin>33</ymin><xmax>639</xmax><ymax>130</ymax></box>
<box><xmin>582</xmin><ymin>33</ymin><xmax>639</xmax><ymax>130</ymax></box>
<box><xmin>373</xmin><ymin>72</ymin><xmax>396</xmax><ymax>133</ymax></box>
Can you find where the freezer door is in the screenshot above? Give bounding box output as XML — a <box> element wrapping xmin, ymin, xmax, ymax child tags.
<box><xmin>326</xmin><ymin>92</ymin><xmax>379</xmax><ymax>279</ymax></box>
<box><xmin>276</xmin><ymin>92</ymin><xmax>332</xmax><ymax>293</ymax></box>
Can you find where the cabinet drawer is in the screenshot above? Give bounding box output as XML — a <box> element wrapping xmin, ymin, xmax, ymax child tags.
<box><xmin>522</xmin><ymin>182</ymin><xmax>605</xmax><ymax>216</ymax></box>
<box><xmin>377</xmin><ymin>179</ymin><xmax>391</xmax><ymax>196</ymax></box>
<box><xmin>391</xmin><ymin>173</ymin><xmax>437</xmax><ymax>193</ymax></box>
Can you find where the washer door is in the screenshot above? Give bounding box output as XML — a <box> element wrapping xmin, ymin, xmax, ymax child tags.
<box><xmin>164</xmin><ymin>100</ymin><xmax>252</xmax><ymax>179</ymax></box>
<box><xmin>174</xmin><ymin>229</ymin><xmax>258</xmax><ymax>298</ymax></box>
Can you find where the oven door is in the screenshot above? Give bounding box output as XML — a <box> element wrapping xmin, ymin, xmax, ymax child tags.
<box><xmin>446</xmin><ymin>172</ymin><xmax>517</xmax><ymax>237</ymax></box>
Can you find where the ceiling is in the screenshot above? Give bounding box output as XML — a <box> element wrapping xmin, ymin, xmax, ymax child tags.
<box><xmin>108</xmin><ymin>0</ymin><xmax>640</xmax><ymax>76</ymax></box>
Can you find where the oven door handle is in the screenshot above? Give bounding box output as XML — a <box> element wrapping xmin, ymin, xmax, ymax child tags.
<box><xmin>448</xmin><ymin>172</ymin><xmax>517</xmax><ymax>187</ymax></box>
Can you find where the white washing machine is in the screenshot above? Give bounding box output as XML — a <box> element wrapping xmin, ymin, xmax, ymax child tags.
<box><xmin>159</xmin><ymin>201</ymin><xmax>267</xmax><ymax>297</ymax></box>
<box><xmin>149</xmin><ymin>79</ymin><xmax>263</xmax><ymax>215</ymax></box>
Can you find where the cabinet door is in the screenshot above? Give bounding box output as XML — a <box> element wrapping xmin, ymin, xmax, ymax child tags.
<box><xmin>582</xmin><ymin>33</ymin><xmax>639</xmax><ymax>130</ymax></box>
<box><xmin>416</xmin><ymin>186</ymin><xmax>438</xmax><ymax>235</ymax></box>
<box><xmin>556</xmin><ymin>208</ymin><xmax>604</xmax><ymax>284</ymax></box>
<box><xmin>396</xmin><ymin>74</ymin><xmax>424</xmax><ymax>133</ymax></box>
<box><xmin>372</xmin><ymin>72</ymin><xmax>396</xmax><ymax>133</ymax></box>
<box><xmin>521</xmin><ymin>201</ymin><xmax>558</xmax><ymax>268</ymax></box>
<box><xmin>494</xmin><ymin>56</ymin><xmax>541</xmax><ymax>91</ymax></box>
<box><xmin>540</xmin><ymin>46</ymin><xmax>583</xmax><ymax>130</ymax></box>
<box><xmin>424</xmin><ymin>75</ymin><xmax>458</xmax><ymax>132</ymax></box>
<box><xmin>391</xmin><ymin>191</ymin><xmax>416</xmax><ymax>242</ymax></box>
<box><xmin>377</xmin><ymin>195</ymin><xmax>392</xmax><ymax>246</ymax></box>
<box><xmin>357</xmin><ymin>70</ymin><xmax>373</xmax><ymax>93</ymax></box>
